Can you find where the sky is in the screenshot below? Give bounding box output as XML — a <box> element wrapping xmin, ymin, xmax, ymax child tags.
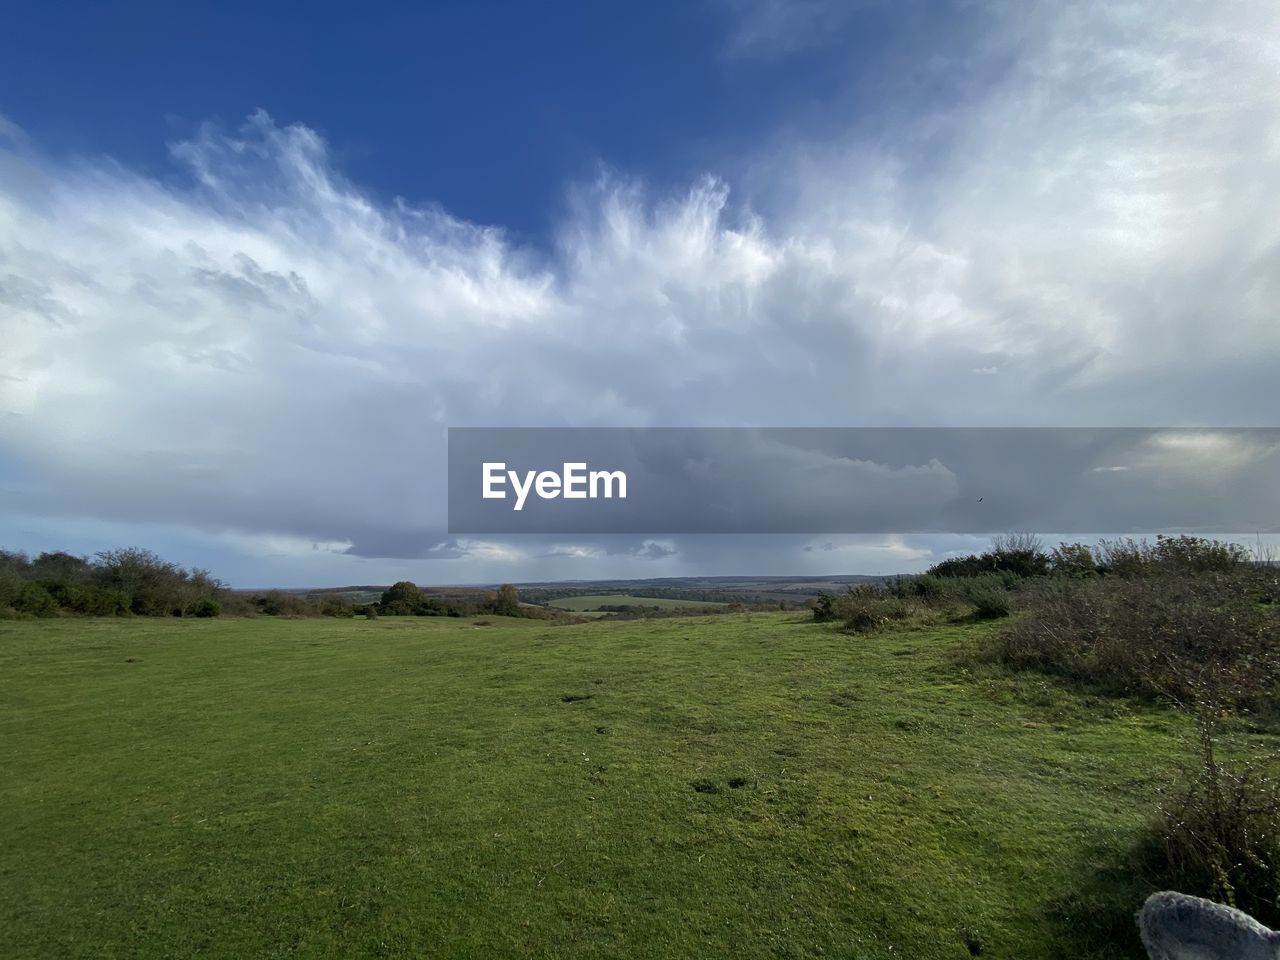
<box><xmin>2</xmin><ymin>0</ymin><xmax>1279</xmax><ymax>587</ymax></box>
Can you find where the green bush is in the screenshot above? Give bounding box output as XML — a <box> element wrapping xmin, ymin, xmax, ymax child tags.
<box><xmin>46</xmin><ymin>582</ymin><xmax>130</xmax><ymax>616</ymax></box>
<box><xmin>836</xmin><ymin>584</ymin><xmax>911</xmax><ymax>634</ymax></box>
<box><xmin>1048</xmin><ymin>542</ymin><xmax>1097</xmax><ymax>578</ymax></box>
<box><xmin>251</xmin><ymin>590</ymin><xmax>317</xmax><ymax>617</ymax></box>
<box><xmin>966</xmin><ymin>586</ymin><xmax>1011</xmax><ymax>619</ymax></box>
<box><xmin>992</xmin><ymin>570</ymin><xmax>1279</xmax><ymax>710</ymax></box>
<box><xmin>191</xmin><ymin>598</ymin><xmax>221</xmax><ymax>618</ymax></box>
<box><xmin>14</xmin><ymin>582</ymin><xmax>58</xmax><ymax>618</ymax></box>
<box><xmin>886</xmin><ymin>574</ymin><xmax>955</xmax><ymax>604</ymax></box>
<box><xmin>928</xmin><ymin>534</ymin><xmax>1049</xmax><ymax>579</ymax></box>
<box><xmin>320</xmin><ymin>597</ymin><xmax>356</xmax><ymax>618</ymax></box>
<box><xmin>811</xmin><ymin>593</ymin><xmax>838</xmax><ymax>622</ymax></box>
<box><xmin>1094</xmin><ymin>535</ymin><xmax>1251</xmax><ymax>578</ymax></box>
<box><xmin>1136</xmin><ymin>716</ymin><xmax>1280</xmax><ymax>926</ymax></box>
<box><xmin>0</xmin><ymin>544</ymin><xmax>231</xmax><ymax>619</ymax></box>
<box><xmin>0</xmin><ymin>567</ymin><xmax>23</xmax><ymax>611</ymax></box>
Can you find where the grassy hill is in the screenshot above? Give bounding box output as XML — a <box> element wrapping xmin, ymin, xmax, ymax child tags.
<box><xmin>0</xmin><ymin>612</ymin><xmax>1203</xmax><ymax>958</ymax></box>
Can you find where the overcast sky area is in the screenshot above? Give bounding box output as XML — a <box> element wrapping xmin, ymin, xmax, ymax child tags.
<box><xmin>2</xmin><ymin>0</ymin><xmax>1278</xmax><ymax>587</ymax></box>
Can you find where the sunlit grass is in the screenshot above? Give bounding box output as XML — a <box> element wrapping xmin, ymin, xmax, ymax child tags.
<box><xmin>1</xmin><ymin>613</ymin><xmax>1195</xmax><ymax>958</ymax></box>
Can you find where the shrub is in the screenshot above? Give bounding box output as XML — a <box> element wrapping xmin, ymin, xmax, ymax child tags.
<box><xmin>812</xmin><ymin>593</ymin><xmax>838</xmax><ymax>622</ymax></box>
<box><xmin>966</xmin><ymin>586</ymin><xmax>1011</xmax><ymax>619</ymax></box>
<box><xmin>93</xmin><ymin>547</ymin><xmax>188</xmax><ymax>616</ymax></box>
<box><xmin>191</xmin><ymin>598</ymin><xmax>221</xmax><ymax>618</ymax></box>
<box><xmin>13</xmin><ymin>582</ymin><xmax>58</xmax><ymax>618</ymax></box>
<box><xmin>47</xmin><ymin>582</ymin><xmax>130</xmax><ymax>616</ymax></box>
<box><xmin>0</xmin><ymin>544</ymin><xmax>230</xmax><ymax>618</ymax></box>
<box><xmin>928</xmin><ymin>554</ymin><xmax>992</xmax><ymax>578</ymax></box>
<box><xmin>842</xmin><ymin>608</ymin><xmax>885</xmax><ymax>634</ymax></box>
<box><xmin>986</xmin><ymin>532</ymin><xmax>1050</xmax><ymax>578</ymax></box>
<box><xmin>992</xmin><ymin>570</ymin><xmax>1279</xmax><ymax>710</ymax></box>
<box><xmin>1094</xmin><ymin>535</ymin><xmax>1250</xmax><ymax>578</ymax></box>
<box><xmin>1049</xmin><ymin>542</ymin><xmax>1097</xmax><ymax>578</ymax></box>
<box><xmin>1137</xmin><ymin>714</ymin><xmax>1280</xmax><ymax>926</ymax></box>
<box><xmin>886</xmin><ymin>574</ymin><xmax>955</xmax><ymax>604</ymax></box>
<box><xmin>837</xmin><ymin>584</ymin><xmax>909</xmax><ymax>634</ymax></box>
<box><xmin>320</xmin><ymin>597</ymin><xmax>356</xmax><ymax>618</ymax></box>
<box><xmin>251</xmin><ymin>590</ymin><xmax>316</xmax><ymax>617</ymax></box>
<box><xmin>927</xmin><ymin>533</ymin><xmax>1049</xmax><ymax>579</ymax></box>
<box><xmin>378</xmin><ymin>582</ymin><xmax>457</xmax><ymax>616</ymax></box>
<box><xmin>0</xmin><ymin>567</ymin><xmax>24</xmax><ymax>611</ymax></box>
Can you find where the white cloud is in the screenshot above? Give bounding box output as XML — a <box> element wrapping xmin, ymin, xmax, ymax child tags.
<box><xmin>2</xmin><ymin>0</ymin><xmax>1279</xmax><ymax>581</ymax></box>
<box><xmin>803</xmin><ymin>536</ymin><xmax>932</xmax><ymax>561</ymax></box>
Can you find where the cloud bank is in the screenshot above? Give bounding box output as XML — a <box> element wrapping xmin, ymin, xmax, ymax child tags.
<box><xmin>2</xmin><ymin>0</ymin><xmax>1279</xmax><ymax>583</ymax></box>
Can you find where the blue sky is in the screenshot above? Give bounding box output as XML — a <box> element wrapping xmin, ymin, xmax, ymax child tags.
<box><xmin>1</xmin><ymin>1</ymin><xmax>960</xmax><ymax>240</ymax></box>
<box><xmin>2</xmin><ymin>0</ymin><xmax>1279</xmax><ymax>586</ymax></box>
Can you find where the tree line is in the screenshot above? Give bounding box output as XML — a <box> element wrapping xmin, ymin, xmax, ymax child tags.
<box><xmin>1</xmin><ymin>547</ymin><xmax>226</xmax><ymax>618</ymax></box>
<box><xmin>0</xmin><ymin>546</ymin><xmax>562</xmax><ymax>622</ymax></box>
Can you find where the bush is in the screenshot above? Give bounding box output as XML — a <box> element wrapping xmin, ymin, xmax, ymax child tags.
<box><xmin>1049</xmin><ymin>542</ymin><xmax>1097</xmax><ymax>578</ymax></box>
<box><xmin>0</xmin><ymin>544</ymin><xmax>230</xmax><ymax>618</ymax></box>
<box><xmin>47</xmin><ymin>582</ymin><xmax>130</xmax><ymax>616</ymax></box>
<box><xmin>886</xmin><ymin>574</ymin><xmax>955</xmax><ymax>605</ymax></box>
<box><xmin>927</xmin><ymin>533</ymin><xmax>1049</xmax><ymax>579</ymax></box>
<box><xmin>986</xmin><ymin>532</ymin><xmax>1050</xmax><ymax>578</ymax></box>
<box><xmin>1137</xmin><ymin>714</ymin><xmax>1280</xmax><ymax>926</ymax></box>
<box><xmin>966</xmin><ymin>586</ymin><xmax>1011</xmax><ymax>619</ymax></box>
<box><xmin>928</xmin><ymin>554</ymin><xmax>992</xmax><ymax>578</ymax></box>
<box><xmin>251</xmin><ymin>590</ymin><xmax>317</xmax><ymax>617</ymax></box>
<box><xmin>191</xmin><ymin>598</ymin><xmax>221</xmax><ymax>618</ymax></box>
<box><xmin>842</xmin><ymin>608</ymin><xmax>884</xmax><ymax>633</ymax></box>
<box><xmin>13</xmin><ymin>582</ymin><xmax>58</xmax><ymax>618</ymax></box>
<box><xmin>94</xmin><ymin>547</ymin><xmax>188</xmax><ymax>616</ymax></box>
<box><xmin>992</xmin><ymin>570</ymin><xmax>1279</xmax><ymax>711</ymax></box>
<box><xmin>1094</xmin><ymin>535</ymin><xmax>1251</xmax><ymax>578</ymax></box>
<box><xmin>0</xmin><ymin>567</ymin><xmax>24</xmax><ymax>610</ymax></box>
<box><xmin>836</xmin><ymin>584</ymin><xmax>911</xmax><ymax>634</ymax></box>
<box><xmin>812</xmin><ymin>593</ymin><xmax>838</xmax><ymax>622</ymax></box>
<box><xmin>320</xmin><ymin>597</ymin><xmax>356</xmax><ymax>618</ymax></box>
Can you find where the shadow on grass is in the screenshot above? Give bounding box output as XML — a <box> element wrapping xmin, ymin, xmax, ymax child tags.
<box><xmin>1044</xmin><ymin>840</ymin><xmax>1156</xmax><ymax>960</ymax></box>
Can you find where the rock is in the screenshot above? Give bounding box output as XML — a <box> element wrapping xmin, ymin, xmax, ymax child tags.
<box><xmin>1138</xmin><ymin>891</ymin><xmax>1280</xmax><ymax>960</ymax></box>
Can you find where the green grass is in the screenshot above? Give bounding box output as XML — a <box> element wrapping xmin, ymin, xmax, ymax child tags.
<box><xmin>546</xmin><ymin>594</ymin><xmax>727</xmax><ymax>612</ymax></box>
<box><xmin>0</xmin><ymin>613</ymin><xmax>1203</xmax><ymax>959</ymax></box>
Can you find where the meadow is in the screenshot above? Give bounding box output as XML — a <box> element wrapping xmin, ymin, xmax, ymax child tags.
<box><xmin>0</xmin><ymin>612</ymin><xmax>1209</xmax><ymax>959</ymax></box>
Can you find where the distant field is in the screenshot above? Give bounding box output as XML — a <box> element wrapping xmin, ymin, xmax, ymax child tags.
<box><xmin>546</xmin><ymin>594</ymin><xmax>728</xmax><ymax>612</ymax></box>
<box><xmin>0</xmin><ymin>613</ymin><xmax>1209</xmax><ymax>958</ymax></box>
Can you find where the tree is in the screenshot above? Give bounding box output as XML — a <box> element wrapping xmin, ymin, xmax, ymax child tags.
<box><xmin>380</xmin><ymin>581</ymin><xmax>425</xmax><ymax>615</ymax></box>
<box><xmin>491</xmin><ymin>583</ymin><xmax>521</xmax><ymax>617</ymax></box>
<box><xmin>93</xmin><ymin>547</ymin><xmax>188</xmax><ymax>615</ymax></box>
<box><xmin>31</xmin><ymin>551</ymin><xmax>90</xmax><ymax>582</ymax></box>
<box><xmin>0</xmin><ymin>550</ymin><xmax>31</xmax><ymax>576</ymax></box>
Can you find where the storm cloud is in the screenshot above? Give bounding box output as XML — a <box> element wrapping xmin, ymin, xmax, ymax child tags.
<box><xmin>2</xmin><ymin>0</ymin><xmax>1279</xmax><ymax>583</ymax></box>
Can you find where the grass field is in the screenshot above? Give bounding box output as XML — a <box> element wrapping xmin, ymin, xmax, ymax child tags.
<box><xmin>545</xmin><ymin>594</ymin><xmax>728</xmax><ymax>612</ymax></box>
<box><xmin>0</xmin><ymin>613</ymin><xmax>1202</xmax><ymax>958</ymax></box>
